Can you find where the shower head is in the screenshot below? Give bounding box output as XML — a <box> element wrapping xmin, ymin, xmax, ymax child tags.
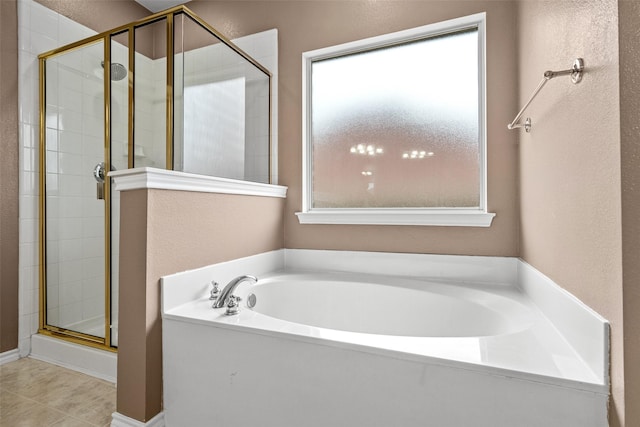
<box><xmin>101</xmin><ymin>61</ymin><xmax>127</xmax><ymax>81</ymax></box>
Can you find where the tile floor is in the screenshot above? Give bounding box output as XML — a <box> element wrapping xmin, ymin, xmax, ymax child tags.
<box><xmin>0</xmin><ymin>357</ymin><xmax>115</xmax><ymax>427</ymax></box>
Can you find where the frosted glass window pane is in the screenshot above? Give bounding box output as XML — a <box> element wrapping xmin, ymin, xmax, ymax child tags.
<box><xmin>311</xmin><ymin>29</ymin><xmax>479</xmax><ymax>208</ymax></box>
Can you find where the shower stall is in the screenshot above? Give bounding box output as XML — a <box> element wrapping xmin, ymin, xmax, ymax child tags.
<box><xmin>38</xmin><ymin>6</ymin><xmax>271</xmax><ymax>351</ymax></box>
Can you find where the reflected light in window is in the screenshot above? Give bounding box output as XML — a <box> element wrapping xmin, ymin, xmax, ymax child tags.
<box><xmin>350</xmin><ymin>144</ymin><xmax>384</xmax><ymax>156</ymax></box>
<box><xmin>402</xmin><ymin>150</ymin><xmax>435</xmax><ymax>159</ymax></box>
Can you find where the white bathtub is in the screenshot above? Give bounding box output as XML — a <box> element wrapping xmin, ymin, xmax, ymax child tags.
<box><xmin>249</xmin><ymin>273</ymin><xmax>534</xmax><ymax>337</ymax></box>
<box><xmin>161</xmin><ymin>249</ymin><xmax>609</xmax><ymax>427</ymax></box>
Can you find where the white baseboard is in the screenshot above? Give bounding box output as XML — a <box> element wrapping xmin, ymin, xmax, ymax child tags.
<box><xmin>30</xmin><ymin>334</ymin><xmax>117</xmax><ymax>383</ymax></box>
<box><xmin>0</xmin><ymin>349</ymin><xmax>20</xmax><ymax>365</ymax></box>
<box><xmin>111</xmin><ymin>411</ymin><xmax>165</xmax><ymax>427</ymax></box>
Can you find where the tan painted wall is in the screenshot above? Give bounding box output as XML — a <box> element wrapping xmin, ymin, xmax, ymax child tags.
<box><xmin>117</xmin><ymin>189</ymin><xmax>284</xmax><ymax>421</ymax></box>
<box><xmin>35</xmin><ymin>0</ymin><xmax>151</xmax><ymax>32</ymax></box>
<box><xmin>0</xmin><ymin>0</ymin><xmax>19</xmax><ymax>353</ymax></box>
<box><xmin>22</xmin><ymin>1</ymin><xmax>637</xmax><ymax>425</ymax></box>
<box><xmin>618</xmin><ymin>1</ymin><xmax>640</xmax><ymax>425</ymax></box>
<box><xmin>186</xmin><ymin>0</ymin><xmax>520</xmax><ymax>257</ymax></box>
<box><xmin>516</xmin><ymin>1</ymin><xmax>624</xmax><ymax>425</ymax></box>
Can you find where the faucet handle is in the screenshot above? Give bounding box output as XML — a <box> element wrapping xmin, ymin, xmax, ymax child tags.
<box><xmin>224</xmin><ymin>295</ymin><xmax>242</xmax><ymax>316</ymax></box>
<box><xmin>209</xmin><ymin>281</ymin><xmax>220</xmax><ymax>301</ymax></box>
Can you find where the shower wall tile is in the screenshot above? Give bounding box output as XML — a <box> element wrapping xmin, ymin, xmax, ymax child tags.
<box><xmin>45</xmin><ymin>128</ymin><xmax>58</xmax><ymax>150</ymax></box>
<box><xmin>82</xmin><ymin>136</ymin><xmax>103</xmax><ymax>157</ymax></box>
<box><xmin>29</xmin><ymin>3</ymin><xmax>57</xmax><ymax>39</ymax></box>
<box><xmin>20</xmin><ymin>124</ymin><xmax>35</xmax><ymax>148</ymax></box>
<box><xmin>58</xmin><ymin>153</ymin><xmax>83</xmax><ymax>175</ymax></box>
<box><xmin>82</xmin><ymin>199</ymin><xmax>103</xmax><ymax>219</ymax></box>
<box><xmin>47</xmin><ymin>309</ymin><xmax>59</xmax><ymax>325</ymax></box>
<box><xmin>30</xmin><ymin>314</ymin><xmax>38</xmax><ymax>334</ymax></box>
<box><xmin>17</xmin><ymin>0</ymin><xmax>30</xmax><ymax>31</ymax></box>
<box><xmin>18</xmin><ymin>243</ymin><xmax>37</xmax><ymax>268</ymax></box>
<box><xmin>47</xmin><ymin>286</ymin><xmax>59</xmax><ymax>308</ymax></box>
<box><xmin>46</xmin><ymin>263</ymin><xmax>58</xmax><ymax>286</ymax></box>
<box><xmin>22</xmin><ymin>147</ymin><xmax>35</xmax><ymax>172</ymax></box>
<box><xmin>58</xmin><ymin>14</ymin><xmax>94</xmax><ymax>46</ymax></box>
<box><xmin>59</xmin><ymin>239</ymin><xmax>83</xmax><ymax>262</ymax></box>
<box><xmin>83</xmin><ymin>116</ymin><xmax>103</xmax><ymax>137</ymax></box>
<box><xmin>18</xmin><ymin>54</ymin><xmax>36</xmax><ymax>121</ymax></box>
<box><xmin>59</xmin><ymin>302</ymin><xmax>82</xmax><ymax>327</ymax></box>
<box><xmin>59</xmin><ymin>109</ymin><xmax>83</xmax><ymax>133</ymax></box>
<box><xmin>47</xmin><ymin>243</ymin><xmax>59</xmax><ymax>263</ymax></box>
<box><xmin>19</xmin><ymin>219</ymin><xmax>37</xmax><ymax>244</ymax></box>
<box><xmin>19</xmin><ymin>171</ymin><xmax>38</xmax><ymax>196</ymax></box>
<box><xmin>82</xmin><ymin>297</ymin><xmax>103</xmax><ymax>320</ymax></box>
<box><xmin>82</xmin><ymin>257</ymin><xmax>103</xmax><ymax>279</ymax></box>
<box><xmin>46</xmin><ymin>152</ymin><xmax>58</xmax><ymax>174</ymax></box>
<box><xmin>44</xmin><ymin>175</ymin><xmax>57</xmax><ymax>197</ymax></box>
<box><xmin>82</xmin><ymin>93</ymin><xmax>103</xmax><ymax>118</ymax></box>
<box><xmin>59</xmin><ymin>260</ymin><xmax>82</xmax><ymax>284</ymax></box>
<box><xmin>58</xmin><ymin>197</ymin><xmax>82</xmax><ymax>218</ymax></box>
<box><xmin>18</xmin><ymin>315</ymin><xmax>32</xmax><ymax>345</ymax></box>
<box><xmin>82</xmin><ymin>217</ymin><xmax>104</xmax><ymax>239</ymax></box>
<box><xmin>59</xmin><ymin>281</ymin><xmax>82</xmax><ymax>305</ymax></box>
<box><xmin>59</xmin><ymin>131</ymin><xmax>82</xmax><ymax>153</ymax></box>
<box><xmin>82</xmin><ymin>278</ymin><xmax>104</xmax><ymax>300</ymax></box>
<box><xmin>58</xmin><ymin>175</ymin><xmax>82</xmax><ymax>196</ymax></box>
<box><xmin>58</xmin><ymin>68</ymin><xmax>76</xmax><ymax>90</ymax></box>
<box><xmin>19</xmin><ymin>196</ymin><xmax>37</xmax><ymax>219</ymax></box>
<box><xmin>58</xmin><ymin>217</ymin><xmax>83</xmax><ymax>239</ymax></box>
<box><xmin>23</xmin><ymin>289</ymin><xmax>38</xmax><ymax>319</ymax></box>
<box><xmin>59</xmin><ymin>88</ymin><xmax>83</xmax><ymax>113</ymax></box>
<box><xmin>31</xmin><ymin>33</ymin><xmax>57</xmax><ymax>57</ymax></box>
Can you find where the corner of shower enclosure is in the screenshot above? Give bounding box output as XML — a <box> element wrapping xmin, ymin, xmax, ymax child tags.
<box><xmin>37</xmin><ymin>6</ymin><xmax>272</xmax><ymax>351</ymax></box>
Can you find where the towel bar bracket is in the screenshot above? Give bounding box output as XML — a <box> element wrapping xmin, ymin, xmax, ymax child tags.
<box><xmin>508</xmin><ymin>58</ymin><xmax>584</xmax><ymax>132</ymax></box>
<box><xmin>544</xmin><ymin>58</ymin><xmax>584</xmax><ymax>83</ymax></box>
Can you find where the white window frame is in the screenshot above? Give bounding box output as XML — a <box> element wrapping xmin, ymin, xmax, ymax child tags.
<box><xmin>297</xmin><ymin>12</ymin><xmax>495</xmax><ymax>227</ymax></box>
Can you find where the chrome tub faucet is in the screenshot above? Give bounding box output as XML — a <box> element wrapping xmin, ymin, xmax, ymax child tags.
<box><xmin>211</xmin><ymin>275</ymin><xmax>258</xmax><ymax>309</ymax></box>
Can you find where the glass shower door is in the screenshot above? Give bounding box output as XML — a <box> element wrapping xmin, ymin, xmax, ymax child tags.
<box><xmin>42</xmin><ymin>40</ymin><xmax>109</xmax><ymax>344</ymax></box>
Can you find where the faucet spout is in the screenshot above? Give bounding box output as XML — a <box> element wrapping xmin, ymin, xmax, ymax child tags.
<box><xmin>212</xmin><ymin>275</ymin><xmax>257</xmax><ymax>308</ymax></box>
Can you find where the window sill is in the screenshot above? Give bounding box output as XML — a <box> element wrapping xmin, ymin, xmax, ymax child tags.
<box><xmin>295</xmin><ymin>210</ymin><xmax>496</xmax><ymax>227</ymax></box>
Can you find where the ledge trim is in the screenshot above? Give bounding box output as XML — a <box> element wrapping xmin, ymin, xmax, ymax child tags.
<box><xmin>110</xmin><ymin>168</ymin><xmax>287</xmax><ymax>199</ymax></box>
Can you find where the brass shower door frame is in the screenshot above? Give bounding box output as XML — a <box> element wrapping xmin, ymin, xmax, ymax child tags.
<box><xmin>38</xmin><ymin>6</ymin><xmax>272</xmax><ymax>351</ymax></box>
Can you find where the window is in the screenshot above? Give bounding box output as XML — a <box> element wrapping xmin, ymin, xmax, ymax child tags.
<box><xmin>297</xmin><ymin>13</ymin><xmax>495</xmax><ymax>226</ymax></box>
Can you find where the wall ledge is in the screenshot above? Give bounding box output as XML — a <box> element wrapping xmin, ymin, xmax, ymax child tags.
<box><xmin>110</xmin><ymin>168</ymin><xmax>287</xmax><ymax>198</ymax></box>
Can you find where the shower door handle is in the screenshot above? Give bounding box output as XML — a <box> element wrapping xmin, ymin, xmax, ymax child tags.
<box><xmin>96</xmin><ymin>182</ymin><xmax>105</xmax><ymax>200</ymax></box>
<box><xmin>93</xmin><ymin>162</ymin><xmax>106</xmax><ymax>200</ymax></box>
